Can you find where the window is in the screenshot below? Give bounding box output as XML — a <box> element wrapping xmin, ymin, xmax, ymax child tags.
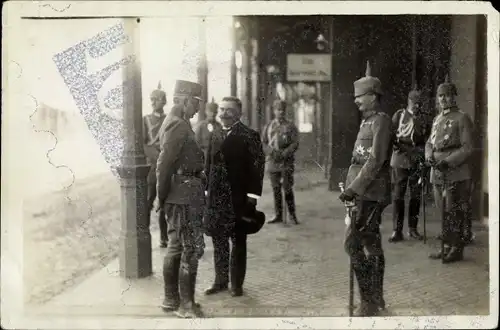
<box><xmin>292</xmin><ymin>82</ymin><xmax>317</xmax><ymax>133</ymax></box>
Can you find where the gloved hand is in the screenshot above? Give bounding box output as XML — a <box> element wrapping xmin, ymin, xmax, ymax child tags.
<box><xmin>339</xmin><ymin>188</ymin><xmax>356</xmax><ymax>203</ymax></box>
<box><xmin>155</xmin><ymin>198</ymin><xmax>164</xmax><ymax>213</ymax></box>
<box><xmin>271</xmin><ymin>149</ymin><xmax>284</xmax><ymax>160</ymax></box>
<box><xmin>435</xmin><ymin>160</ymin><xmax>449</xmax><ymax>171</ymax></box>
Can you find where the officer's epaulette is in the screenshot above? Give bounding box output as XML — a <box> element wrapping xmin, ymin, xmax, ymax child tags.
<box><xmin>376</xmin><ymin>111</ymin><xmax>391</xmax><ymax>120</ymax></box>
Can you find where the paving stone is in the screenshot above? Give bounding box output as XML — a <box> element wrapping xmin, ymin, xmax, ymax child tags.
<box><xmin>32</xmin><ymin>168</ymin><xmax>490</xmax><ymax>317</ymax></box>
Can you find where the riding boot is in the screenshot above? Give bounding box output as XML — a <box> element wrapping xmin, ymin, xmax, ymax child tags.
<box><xmin>268</xmin><ymin>187</ymin><xmax>283</xmax><ymax>223</ymax></box>
<box><xmin>408</xmin><ymin>198</ymin><xmax>423</xmax><ymax>240</ymax></box>
<box><xmin>161</xmin><ymin>255</ymin><xmax>181</xmax><ymax>311</ymax></box>
<box><xmin>352</xmin><ymin>252</ymin><xmax>379</xmax><ymax>317</ymax></box>
<box><xmin>463</xmin><ymin>204</ymin><xmax>474</xmax><ymax>245</ymax></box>
<box><xmin>285</xmin><ymin>191</ymin><xmax>299</xmax><ymax>224</ymax></box>
<box><xmin>175</xmin><ymin>269</ymin><xmax>204</xmax><ymax>318</ymax></box>
<box><xmin>370</xmin><ymin>255</ymin><xmax>386</xmax><ymax>310</ymax></box>
<box><xmin>389</xmin><ymin>200</ymin><xmax>405</xmax><ymax>242</ymax></box>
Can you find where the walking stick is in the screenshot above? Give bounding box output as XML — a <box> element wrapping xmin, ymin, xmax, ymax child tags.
<box><xmin>282</xmin><ymin>169</ymin><xmax>288</xmax><ymax>225</ymax></box>
<box><xmin>418</xmin><ymin>163</ymin><xmax>427</xmax><ymax>244</ymax></box>
<box><xmin>339</xmin><ymin>182</ymin><xmax>355</xmax><ymax>317</ymax></box>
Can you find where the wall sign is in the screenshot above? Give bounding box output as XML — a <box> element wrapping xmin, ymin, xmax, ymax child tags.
<box><xmin>286</xmin><ymin>54</ymin><xmax>332</xmax><ymax>82</ymax></box>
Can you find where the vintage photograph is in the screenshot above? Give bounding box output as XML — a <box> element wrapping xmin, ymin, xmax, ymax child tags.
<box><xmin>2</xmin><ymin>1</ymin><xmax>497</xmax><ymax>329</ymax></box>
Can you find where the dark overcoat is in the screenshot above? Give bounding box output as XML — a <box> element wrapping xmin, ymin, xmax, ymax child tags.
<box><xmin>204</xmin><ymin>122</ymin><xmax>265</xmax><ymax>237</ymax></box>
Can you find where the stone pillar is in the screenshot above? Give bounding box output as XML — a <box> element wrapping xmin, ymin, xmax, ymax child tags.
<box><xmin>327</xmin><ymin>17</ymin><xmax>338</xmax><ymax>190</ymax></box>
<box><xmin>250</xmin><ymin>37</ymin><xmax>261</xmax><ymax>132</ymax></box>
<box><xmin>230</xmin><ymin>18</ymin><xmax>237</xmax><ymax>97</ymax></box>
<box><xmin>197</xmin><ymin>17</ymin><xmax>208</xmax><ymax>121</ymax></box>
<box><xmin>117</xmin><ymin>18</ymin><xmax>152</xmax><ymax>279</ymax></box>
<box><xmin>240</xmin><ymin>41</ymin><xmax>252</xmax><ymax>126</ymax></box>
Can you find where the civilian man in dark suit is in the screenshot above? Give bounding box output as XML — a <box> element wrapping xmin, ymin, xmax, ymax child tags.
<box><xmin>203</xmin><ymin>96</ymin><xmax>265</xmax><ymax>297</ymax></box>
<box><xmin>157</xmin><ymin>80</ymin><xmax>206</xmax><ymax>318</ymax></box>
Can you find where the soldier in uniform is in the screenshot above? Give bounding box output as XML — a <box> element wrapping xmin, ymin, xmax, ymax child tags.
<box><xmin>157</xmin><ymin>80</ymin><xmax>206</xmax><ymax>318</ymax></box>
<box><xmin>262</xmin><ymin>99</ymin><xmax>300</xmax><ymax>225</ymax></box>
<box><xmin>194</xmin><ymin>98</ymin><xmax>223</xmax><ymax>160</ymax></box>
<box><xmin>425</xmin><ymin>75</ymin><xmax>474</xmax><ymax>263</ymax></box>
<box><xmin>143</xmin><ymin>82</ymin><xmax>169</xmax><ymax>248</ymax></box>
<box><xmin>388</xmin><ymin>85</ymin><xmax>427</xmax><ymax>242</ymax></box>
<box><xmin>339</xmin><ymin>61</ymin><xmax>392</xmax><ymax>317</ymax></box>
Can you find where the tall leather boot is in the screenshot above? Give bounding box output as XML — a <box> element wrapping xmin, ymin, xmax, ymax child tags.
<box><xmin>389</xmin><ymin>200</ymin><xmax>405</xmax><ymax>242</ymax></box>
<box><xmin>268</xmin><ymin>187</ymin><xmax>283</xmax><ymax>224</ymax></box>
<box><xmin>352</xmin><ymin>252</ymin><xmax>379</xmax><ymax>317</ymax></box>
<box><xmin>161</xmin><ymin>255</ymin><xmax>181</xmax><ymax>311</ymax></box>
<box><xmin>370</xmin><ymin>255</ymin><xmax>386</xmax><ymax>311</ymax></box>
<box><xmin>175</xmin><ymin>269</ymin><xmax>204</xmax><ymax>318</ymax></box>
<box><xmin>463</xmin><ymin>204</ymin><xmax>474</xmax><ymax>245</ymax></box>
<box><xmin>408</xmin><ymin>198</ymin><xmax>423</xmax><ymax>240</ymax></box>
<box><xmin>285</xmin><ymin>191</ymin><xmax>299</xmax><ymax>224</ymax></box>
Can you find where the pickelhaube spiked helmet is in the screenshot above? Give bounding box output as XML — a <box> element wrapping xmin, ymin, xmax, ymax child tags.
<box><xmin>408</xmin><ymin>82</ymin><xmax>422</xmax><ymax>102</ymax></box>
<box><xmin>353</xmin><ymin>60</ymin><xmax>383</xmax><ymax>97</ymax></box>
<box><xmin>173</xmin><ymin>80</ymin><xmax>203</xmax><ymax>100</ymax></box>
<box><xmin>205</xmin><ymin>97</ymin><xmax>218</xmax><ymax>113</ymax></box>
<box><xmin>437</xmin><ymin>74</ymin><xmax>457</xmax><ymax>96</ymax></box>
<box><xmin>150</xmin><ymin>80</ymin><xmax>166</xmax><ymax>99</ymax></box>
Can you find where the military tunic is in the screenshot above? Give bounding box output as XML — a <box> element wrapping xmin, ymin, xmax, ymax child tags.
<box><xmin>346</xmin><ymin>111</ymin><xmax>392</xmax><ymax>205</ymax></box>
<box><xmin>262</xmin><ymin>118</ymin><xmax>300</xmax><ymax>221</ymax></box>
<box><xmin>262</xmin><ymin>119</ymin><xmax>300</xmax><ymax>173</ymax></box>
<box><xmin>425</xmin><ymin>107</ymin><xmax>474</xmax><ymax>247</ymax></box>
<box><xmin>156</xmin><ymin>110</ymin><xmax>206</xmax><ymax>307</ymax></box>
<box><xmin>143</xmin><ymin>112</ymin><xmax>167</xmax><ymax>242</ymax></box>
<box><xmin>390</xmin><ymin>108</ymin><xmax>428</xmax><ymax>233</ymax></box>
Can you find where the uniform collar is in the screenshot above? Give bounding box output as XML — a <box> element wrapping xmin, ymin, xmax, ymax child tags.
<box><xmin>442</xmin><ymin>106</ymin><xmax>458</xmax><ymax>116</ymax></box>
<box><xmin>153</xmin><ymin>110</ymin><xmax>165</xmax><ymax>117</ymax></box>
<box><xmin>273</xmin><ymin>118</ymin><xmax>288</xmax><ymax>125</ymax></box>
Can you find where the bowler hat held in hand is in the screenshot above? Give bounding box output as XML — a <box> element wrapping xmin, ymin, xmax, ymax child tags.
<box><xmin>240</xmin><ymin>205</ymin><xmax>266</xmax><ymax>235</ymax></box>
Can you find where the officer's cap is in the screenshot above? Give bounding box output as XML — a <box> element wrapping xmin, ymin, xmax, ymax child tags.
<box><xmin>173</xmin><ymin>80</ymin><xmax>203</xmax><ymax>100</ymax></box>
<box><xmin>353</xmin><ymin>61</ymin><xmax>383</xmax><ymax>97</ymax></box>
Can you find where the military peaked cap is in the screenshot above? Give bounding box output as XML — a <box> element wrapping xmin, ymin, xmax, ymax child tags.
<box><xmin>173</xmin><ymin>80</ymin><xmax>203</xmax><ymax>100</ymax></box>
<box><xmin>354</xmin><ymin>60</ymin><xmax>383</xmax><ymax>97</ymax></box>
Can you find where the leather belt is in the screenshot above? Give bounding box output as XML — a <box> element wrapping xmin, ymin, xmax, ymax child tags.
<box><xmin>434</xmin><ymin>146</ymin><xmax>460</xmax><ymax>152</ymax></box>
<box><xmin>351</xmin><ymin>158</ymin><xmax>390</xmax><ymax>167</ymax></box>
<box><xmin>175</xmin><ymin>169</ymin><xmax>203</xmax><ymax>178</ymax></box>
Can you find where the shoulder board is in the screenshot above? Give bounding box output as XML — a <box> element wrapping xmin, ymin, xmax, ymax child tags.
<box><xmin>377</xmin><ymin>112</ymin><xmax>391</xmax><ymax>119</ymax></box>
